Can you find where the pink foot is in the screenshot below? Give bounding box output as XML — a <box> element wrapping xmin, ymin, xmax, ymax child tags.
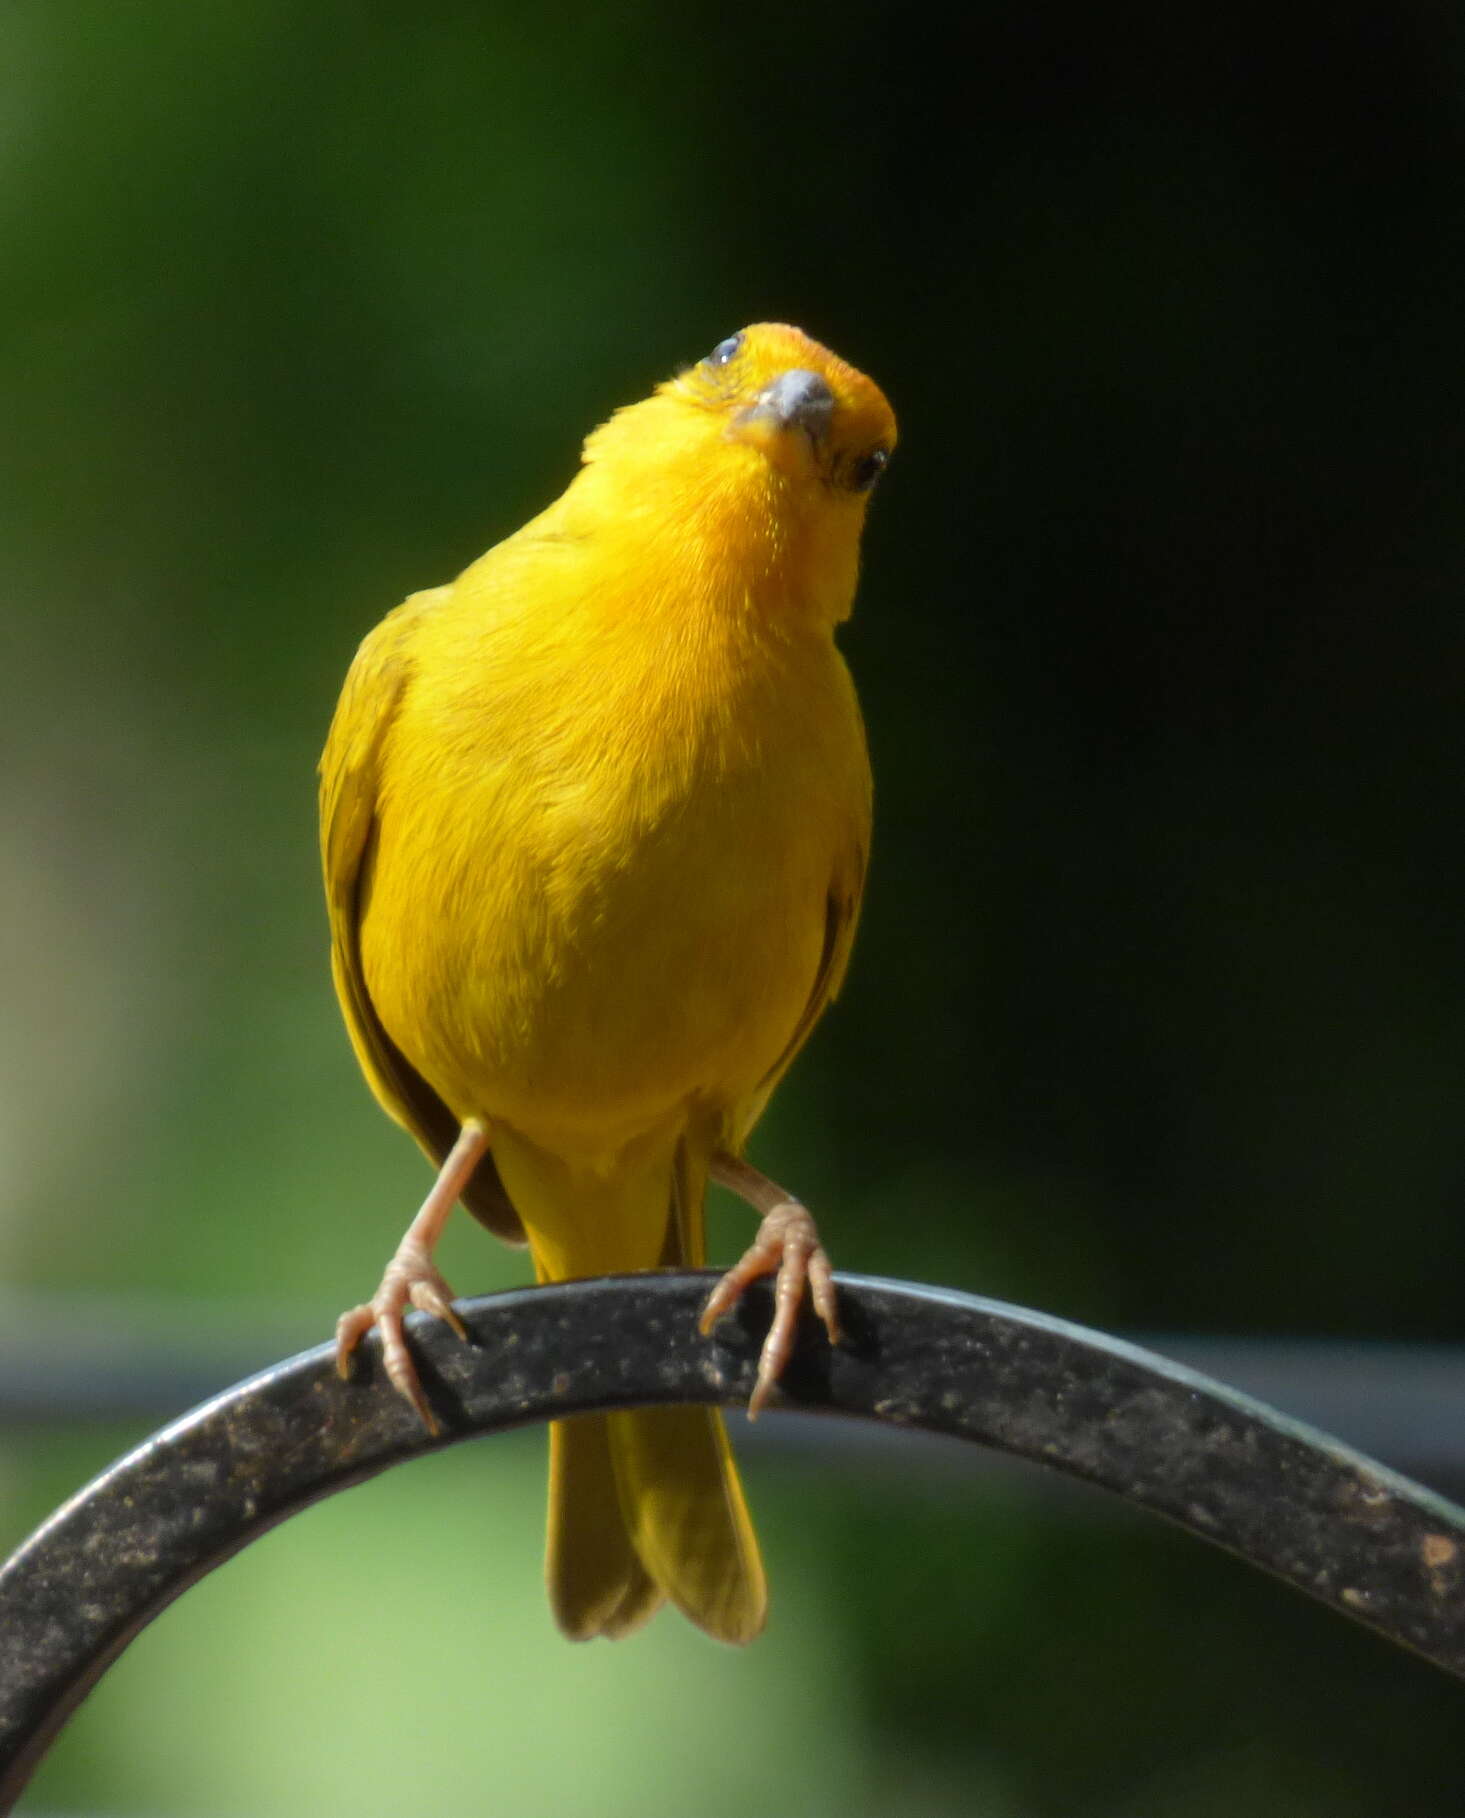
<box><xmin>335</xmin><ymin>1242</ymin><xmax>467</xmax><ymax>1434</ymax></box>
<box><xmin>699</xmin><ymin>1201</ymin><xmax>839</xmax><ymax>1417</ymax></box>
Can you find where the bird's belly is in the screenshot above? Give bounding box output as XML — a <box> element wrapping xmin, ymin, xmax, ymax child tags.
<box><xmin>361</xmin><ymin>762</ymin><xmax>842</xmax><ymax>1154</ymax></box>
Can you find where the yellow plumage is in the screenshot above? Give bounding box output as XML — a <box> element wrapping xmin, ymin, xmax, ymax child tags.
<box><xmin>321</xmin><ymin>324</ymin><xmax>895</xmax><ymax>1642</ymax></box>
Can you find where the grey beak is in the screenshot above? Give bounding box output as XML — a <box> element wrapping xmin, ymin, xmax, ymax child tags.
<box><xmin>748</xmin><ymin>368</ymin><xmax>835</xmax><ymax>442</ymax></box>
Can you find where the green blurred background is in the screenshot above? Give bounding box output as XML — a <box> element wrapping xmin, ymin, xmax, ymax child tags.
<box><xmin>5</xmin><ymin>2</ymin><xmax>1465</xmax><ymax>1811</ymax></box>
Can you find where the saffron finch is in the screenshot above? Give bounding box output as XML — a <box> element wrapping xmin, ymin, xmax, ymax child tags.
<box><xmin>321</xmin><ymin>324</ymin><xmax>896</xmax><ymax>1643</ymax></box>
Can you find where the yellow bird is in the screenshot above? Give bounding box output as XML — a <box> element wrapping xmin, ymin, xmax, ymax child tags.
<box><xmin>321</xmin><ymin>324</ymin><xmax>896</xmax><ymax>1644</ymax></box>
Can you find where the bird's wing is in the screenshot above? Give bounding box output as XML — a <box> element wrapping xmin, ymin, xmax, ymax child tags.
<box><xmin>736</xmin><ymin>840</ymin><xmax>868</xmax><ymax>1141</ymax></box>
<box><xmin>319</xmin><ymin>590</ymin><xmax>525</xmax><ymax>1244</ymax></box>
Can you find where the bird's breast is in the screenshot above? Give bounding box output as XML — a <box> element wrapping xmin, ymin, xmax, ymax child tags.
<box><xmin>360</xmin><ymin>605</ymin><xmax>868</xmax><ymax>1151</ymax></box>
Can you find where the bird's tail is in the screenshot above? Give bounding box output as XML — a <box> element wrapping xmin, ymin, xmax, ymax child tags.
<box><xmin>490</xmin><ymin>1123</ymin><xmax>767</xmax><ymax>1645</ymax></box>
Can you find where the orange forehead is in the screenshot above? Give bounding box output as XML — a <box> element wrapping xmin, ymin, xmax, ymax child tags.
<box><xmin>673</xmin><ymin>322</ymin><xmax>897</xmax><ymax>452</ymax></box>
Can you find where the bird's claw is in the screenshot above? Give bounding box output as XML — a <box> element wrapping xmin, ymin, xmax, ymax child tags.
<box><xmin>334</xmin><ymin>1245</ymin><xmax>468</xmax><ymax>1435</ymax></box>
<box><xmin>700</xmin><ymin>1201</ymin><xmax>839</xmax><ymax>1418</ymax></box>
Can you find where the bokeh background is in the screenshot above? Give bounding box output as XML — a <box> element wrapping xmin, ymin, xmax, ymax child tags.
<box><xmin>5</xmin><ymin>2</ymin><xmax>1465</xmax><ymax>1812</ymax></box>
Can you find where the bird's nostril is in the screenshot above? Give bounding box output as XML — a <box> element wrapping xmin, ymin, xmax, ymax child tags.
<box><xmin>758</xmin><ymin>369</ymin><xmax>835</xmax><ymax>437</ymax></box>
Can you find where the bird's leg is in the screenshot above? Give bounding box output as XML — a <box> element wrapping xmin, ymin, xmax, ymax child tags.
<box><xmin>700</xmin><ymin>1150</ymin><xmax>840</xmax><ymax>1418</ymax></box>
<box><xmin>335</xmin><ymin>1118</ymin><xmax>489</xmax><ymax>1433</ymax></box>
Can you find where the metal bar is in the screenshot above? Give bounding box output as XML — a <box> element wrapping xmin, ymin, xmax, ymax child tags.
<box><xmin>3</xmin><ymin>1273</ymin><xmax>1464</xmax><ymax>1809</ymax></box>
<box><xmin>6</xmin><ymin>1294</ymin><xmax>1465</xmax><ymax>1486</ymax></box>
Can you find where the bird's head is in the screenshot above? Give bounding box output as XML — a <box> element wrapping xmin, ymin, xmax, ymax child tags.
<box><xmin>575</xmin><ymin>324</ymin><xmax>896</xmax><ymax>626</ymax></box>
<box><xmin>667</xmin><ymin>323</ymin><xmax>896</xmax><ymax>502</ymax></box>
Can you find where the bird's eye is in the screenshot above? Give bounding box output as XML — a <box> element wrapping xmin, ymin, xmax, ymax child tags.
<box><xmin>849</xmin><ymin>447</ymin><xmax>889</xmax><ymax>492</ymax></box>
<box><xmin>707</xmin><ymin>333</ymin><xmax>743</xmax><ymax>367</ymax></box>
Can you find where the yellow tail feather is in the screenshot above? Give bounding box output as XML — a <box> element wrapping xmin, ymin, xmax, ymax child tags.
<box><xmin>546</xmin><ymin>1414</ymin><xmax>663</xmax><ymax>1640</ymax></box>
<box><xmin>492</xmin><ymin>1122</ymin><xmax>767</xmax><ymax>1645</ymax></box>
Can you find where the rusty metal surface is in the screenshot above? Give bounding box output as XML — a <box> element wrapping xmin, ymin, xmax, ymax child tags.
<box><xmin>3</xmin><ymin>1273</ymin><xmax>1464</xmax><ymax>1808</ymax></box>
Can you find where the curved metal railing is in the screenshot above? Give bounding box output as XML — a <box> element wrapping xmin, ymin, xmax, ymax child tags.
<box><xmin>3</xmin><ymin>1273</ymin><xmax>1464</xmax><ymax>1809</ymax></box>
